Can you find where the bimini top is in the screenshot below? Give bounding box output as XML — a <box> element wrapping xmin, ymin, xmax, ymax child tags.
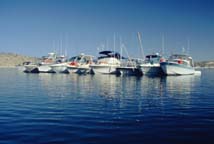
<box><xmin>146</xmin><ymin>54</ymin><xmax>161</xmax><ymax>59</ymax></box>
<box><xmin>99</xmin><ymin>51</ymin><xmax>115</xmax><ymax>55</ymax></box>
<box><xmin>98</xmin><ymin>51</ymin><xmax>125</xmax><ymax>59</ymax></box>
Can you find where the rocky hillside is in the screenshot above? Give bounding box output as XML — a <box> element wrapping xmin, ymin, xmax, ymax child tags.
<box><xmin>0</xmin><ymin>53</ymin><xmax>38</xmax><ymax>67</ymax></box>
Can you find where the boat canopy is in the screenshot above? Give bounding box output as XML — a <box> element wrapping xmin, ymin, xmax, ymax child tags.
<box><xmin>146</xmin><ymin>54</ymin><xmax>161</xmax><ymax>59</ymax></box>
<box><xmin>98</xmin><ymin>51</ymin><xmax>125</xmax><ymax>59</ymax></box>
<box><xmin>99</xmin><ymin>51</ymin><xmax>114</xmax><ymax>55</ymax></box>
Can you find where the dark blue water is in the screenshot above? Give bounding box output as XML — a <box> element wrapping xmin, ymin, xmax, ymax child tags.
<box><xmin>0</xmin><ymin>68</ymin><xmax>214</xmax><ymax>144</ymax></box>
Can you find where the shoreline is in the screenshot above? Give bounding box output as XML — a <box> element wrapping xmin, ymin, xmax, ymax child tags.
<box><xmin>0</xmin><ymin>66</ymin><xmax>17</xmax><ymax>68</ymax></box>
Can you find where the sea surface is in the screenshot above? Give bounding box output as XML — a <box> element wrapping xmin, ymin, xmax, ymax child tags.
<box><xmin>0</xmin><ymin>68</ymin><xmax>214</xmax><ymax>144</ymax></box>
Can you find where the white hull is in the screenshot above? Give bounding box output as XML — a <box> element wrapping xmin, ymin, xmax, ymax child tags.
<box><xmin>161</xmin><ymin>62</ymin><xmax>195</xmax><ymax>75</ymax></box>
<box><xmin>24</xmin><ymin>65</ymin><xmax>39</xmax><ymax>73</ymax></box>
<box><xmin>90</xmin><ymin>65</ymin><xmax>118</xmax><ymax>74</ymax></box>
<box><xmin>50</xmin><ymin>63</ymin><xmax>68</xmax><ymax>73</ymax></box>
<box><xmin>67</xmin><ymin>68</ymin><xmax>78</xmax><ymax>73</ymax></box>
<box><xmin>67</xmin><ymin>65</ymin><xmax>91</xmax><ymax>74</ymax></box>
<box><xmin>76</xmin><ymin>65</ymin><xmax>91</xmax><ymax>74</ymax></box>
<box><xmin>76</xmin><ymin>67</ymin><xmax>91</xmax><ymax>74</ymax></box>
<box><xmin>38</xmin><ymin>65</ymin><xmax>53</xmax><ymax>73</ymax></box>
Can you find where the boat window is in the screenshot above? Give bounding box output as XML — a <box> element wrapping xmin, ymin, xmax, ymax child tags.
<box><xmin>69</xmin><ymin>56</ymin><xmax>77</xmax><ymax>62</ymax></box>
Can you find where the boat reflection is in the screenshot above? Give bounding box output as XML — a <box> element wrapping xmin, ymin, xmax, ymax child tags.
<box><xmin>93</xmin><ymin>75</ymin><xmax>142</xmax><ymax>98</ymax></box>
<box><xmin>165</xmin><ymin>75</ymin><xmax>200</xmax><ymax>95</ymax></box>
<box><xmin>92</xmin><ymin>74</ymin><xmax>143</xmax><ymax>110</ymax></box>
<box><xmin>37</xmin><ymin>72</ymin><xmax>201</xmax><ymax>112</ymax></box>
<box><xmin>164</xmin><ymin>75</ymin><xmax>201</xmax><ymax>108</ymax></box>
<box><xmin>38</xmin><ymin>73</ymin><xmax>72</xmax><ymax>98</ymax></box>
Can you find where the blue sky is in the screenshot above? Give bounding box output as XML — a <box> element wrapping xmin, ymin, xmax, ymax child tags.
<box><xmin>0</xmin><ymin>0</ymin><xmax>213</xmax><ymax>61</ymax></box>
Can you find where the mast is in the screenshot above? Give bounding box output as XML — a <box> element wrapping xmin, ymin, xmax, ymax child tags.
<box><xmin>187</xmin><ymin>39</ymin><xmax>190</xmax><ymax>55</ymax></box>
<box><xmin>114</xmin><ymin>33</ymin><xmax>116</xmax><ymax>52</ymax></box>
<box><xmin>120</xmin><ymin>36</ymin><xmax>122</xmax><ymax>60</ymax></box>
<box><xmin>137</xmin><ymin>32</ymin><xmax>145</xmax><ymax>59</ymax></box>
<box><xmin>162</xmin><ymin>34</ymin><xmax>165</xmax><ymax>55</ymax></box>
<box><xmin>113</xmin><ymin>33</ymin><xmax>116</xmax><ymax>62</ymax></box>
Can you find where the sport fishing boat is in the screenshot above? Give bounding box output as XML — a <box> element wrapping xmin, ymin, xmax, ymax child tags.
<box><xmin>90</xmin><ymin>51</ymin><xmax>121</xmax><ymax>74</ymax></box>
<box><xmin>67</xmin><ymin>53</ymin><xmax>94</xmax><ymax>74</ymax></box>
<box><xmin>139</xmin><ymin>53</ymin><xmax>164</xmax><ymax>76</ymax></box>
<box><xmin>160</xmin><ymin>54</ymin><xmax>196</xmax><ymax>75</ymax></box>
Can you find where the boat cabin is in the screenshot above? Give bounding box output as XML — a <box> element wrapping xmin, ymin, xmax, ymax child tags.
<box><xmin>169</xmin><ymin>54</ymin><xmax>194</xmax><ymax>67</ymax></box>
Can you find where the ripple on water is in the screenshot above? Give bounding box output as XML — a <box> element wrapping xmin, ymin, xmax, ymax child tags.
<box><xmin>0</xmin><ymin>69</ymin><xmax>214</xmax><ymax>143</ymax></box>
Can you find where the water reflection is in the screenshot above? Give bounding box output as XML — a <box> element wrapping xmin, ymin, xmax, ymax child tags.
<box><xmin>164</xmin><ymin>75</ymin><xmax>201</xmax><ymax>108</ymax></box>
<box><xmin>38</xmin><ymin>73</ymin><xmax>96</xmax><ymax>98</ymax></box>
<box><xmin>68</xmin><ymin>74</ymin><xmax>95</xmax><ymax>96</ymax></box>
<box><xmin>38</xmin><ymin>73</ymin><xmax>72</xmax><ymax>98</ymax></box>
<box><xmin>140</xmin><ymin>76</ymin><xmax>165</xmax><ymax>96</ymax></box>
<box><xmin>92</xmin><ymin>75</ymin><xmax>142</xmax><ymax>98</ymax></box>
<box><xmin>166</xmin><ymin>75</ymin><xmax>201</xmax><ymax>94</ymax></box>
<box><xmin>36</xmin><ymin>72</ymin><xmax>201</xmax><ymax>112</ymax></box>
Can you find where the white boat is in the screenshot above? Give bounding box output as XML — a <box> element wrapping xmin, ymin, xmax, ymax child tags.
<box><xmin>24</xmin><ymin>63</ymin><xmax>39</xmax><ymax>73</ymax></box>
<box><xmin>139</xmin><ymin>53</ymin><xmax>164</xmax><ymax>76</ymax></box>
<box><xmin>160</xmin><ymin>54</ymin><xmax>196</xmax><ymax>75</ymax></box>
<box><xmin>67</xmin><ymin>53</ymin><xmax>93</xmax><ymax>74</ymax></box>
<box><xmin>17</xmin><ymin>61</ymin><xmax>30</xmax><ymax>72</ymax></box>
<box><xmin>90</xmin><ymin>51</ymin><xmax>121</xmax><ymax>74</ymax></box>
<box><xmin>38</xmin><ymin>52</ymin><xmax>57</xmax><ymax>73</ymax></box>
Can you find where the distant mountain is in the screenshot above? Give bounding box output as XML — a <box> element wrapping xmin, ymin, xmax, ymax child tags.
<box><xmin>0</xmin><ymin>53</ymin><xmax>38</xmax><ymax>67</ymax></box>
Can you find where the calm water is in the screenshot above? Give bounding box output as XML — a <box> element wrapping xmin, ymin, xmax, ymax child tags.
<box><xmin>0</xmin><ymin>68</ymin><xmax>214</xmax><ymax>144</ymax></box>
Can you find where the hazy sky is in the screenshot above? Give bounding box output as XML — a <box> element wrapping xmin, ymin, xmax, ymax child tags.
<box><xmin>0</xmin><ymin>0</ymin><xmax>213</xmax><ymax>61</ymax></box>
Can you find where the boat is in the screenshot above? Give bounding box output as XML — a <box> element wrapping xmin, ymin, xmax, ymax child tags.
<box><xmin>50</xmin><ymin>55</ymin><xmax>68</xmax><ymax>73</ymax></box>
<box><xmin>139</xmin><ymin>53</ymin><xmax>164</xmax><ymax>76</ymax></box>
<box><xmin>17</xmin><ymin>61</ymin><xmax>30</xmax><ymax>72</ymax></box>
<box><xmin>160</xmin><ymin>54</ymin><xmax>196</xmax><ymax>75</ymax></box>
<box><xmin>90</xmin><ymin>51</ymin><xmax>121</xmax><ymax>74</ymax></box>
<box><xmin>23</xmin><ymin>62</ymin><xmax>39</xmax><ymax>73</ymax></box>
<box><xmin>67</xmin><ymin>53</ymin><xmax>94</xmax><ymax>74</ymax></box>
<box><xmin>38</xmin><ymin>52</ymin><xmax>57</xmax><ymax>73</ymax></box>
<box><xmin>116</xmin><ymin>58</ymin><xmax>143</xmax><ymax>76</ymax></box>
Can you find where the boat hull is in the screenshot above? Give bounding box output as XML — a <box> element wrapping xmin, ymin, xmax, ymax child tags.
<box><xmin>116</xmin><ymin>67</ymin><xmax>142</xmax><ymax>76</ymax></box>
<box><xmin>50</xmin><ymin>63</ymin><xmax>68</xmax><ymax>73</ymax></box>
<box><xmin>24</xmin><ymin>65</ymin><xmax>39</xmax><ymax>73</ymax></box>
<box><xmin>38</xmin><ymin>65</ymin><xmax>54</xmax><ymax>73</ymax></box>
<box><xmin>90</xmin><ymin>65</ymin><xmax>118</xmax><ymax>74</ymax></box>
<box><xmin>141</xmin><ymin>66</ymin><xmax>163</xmax><ymax>76</ymax></box>
<box><xmin>67</xmin><ymin>64</ymin><xmax>82</xmax><ymax>73</ymax></box>
<box><xmin>161</xmin><ymin>62</ymin><xmax>195</xmax><ymax>75</ymax></box>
